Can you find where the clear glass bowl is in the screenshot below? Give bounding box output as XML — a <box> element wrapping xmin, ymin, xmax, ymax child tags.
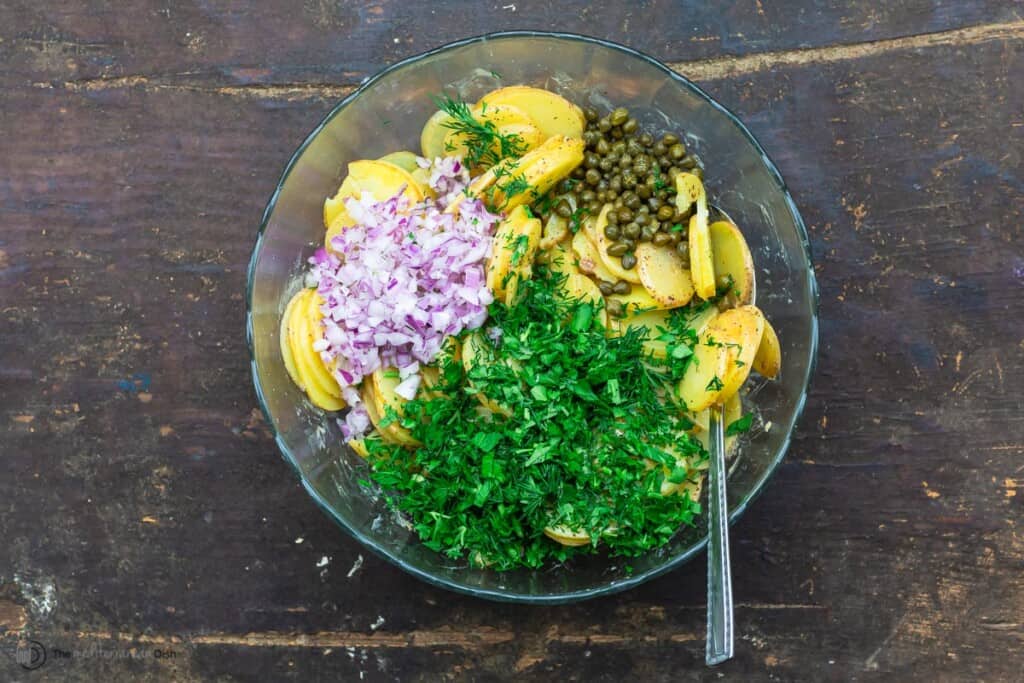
<box><xmin>246</xmin><ymin>32</ymin><xmax>818</xmax><ymax>603</ymax></box>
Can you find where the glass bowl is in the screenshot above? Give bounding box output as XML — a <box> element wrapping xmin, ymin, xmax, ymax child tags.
<box><xmin>246</xmin><ymin>32</ymin><xmax>818</xmax><ymax>603</ymax></box>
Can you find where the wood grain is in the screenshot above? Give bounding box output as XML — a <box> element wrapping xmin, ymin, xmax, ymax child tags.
<box><xmin>1</xmin><ymin>2</ymin><xmax>1022</xmax><ymax>681</ymax></box>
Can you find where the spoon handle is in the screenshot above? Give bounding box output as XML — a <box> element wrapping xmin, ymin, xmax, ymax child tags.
<box><xmin>705</xmin><ymin>403</ymin><xmax>734</xmax><ymax>666</ymax></box>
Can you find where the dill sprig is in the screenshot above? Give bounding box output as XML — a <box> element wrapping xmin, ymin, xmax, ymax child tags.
<box><xmin>432</xmin><ymin>93</ymin><xmax>527</xmax><ymax>168</ymax></box>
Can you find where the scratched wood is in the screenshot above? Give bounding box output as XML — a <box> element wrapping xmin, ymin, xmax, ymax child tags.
<box><xmin>1</xmin><ymin>2</ymin><xmax>1023</xmax><ymax>682</ymax></box>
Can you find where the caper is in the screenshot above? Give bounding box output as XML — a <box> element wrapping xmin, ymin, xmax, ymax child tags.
<box><xmin>584</xmin><ymin>107</ymin><xmax>599</xmax><ymax>122</ymax></box>
<box><xmin>669</xmin><ymin>143</ymin><xmax>686</xmax><ymax>160</ymax></box>
<box><xmin>659</xmin><ymin>156</ymin><xmax>672</xmax><ymax>169</ymax></box>
<box><xmin>662</xmin><ymin>133</ymin><xmax>679</xmax><ymax>146</ymax></box>
<box><xmin>637</xmin><ymin>204</ymin><xmax>650</xmax><ymax>214</ymax></box>
<box><xmin>668</xmin><ymin>166</ymin><xmax>682</xmax><ymax>178</ymax></box>
<box><xmin>652</xmin><ymin>232</ymin><xmax>673</xmax><ymax>246</ymax></box>
<box><xmin>621</xmin><ymin>237</ymin><xmax>636</xmax><ymax>250</ymax></box>
<box><xmin>639</xmin><ymin>226</ymin><xmax>655</xmax><ymax>241</ymax></box>
<box><xmin>581</xmin><ymin>189</ymin><xmax>596</xmax><ymax>204</ymax></box>
<box><xmin>691</xmin><ymin>166</ymin><xmax>704</xmax><ymax>180</ymax></box>
<box><xmin>558</xmin><ymin>179</ymin><xmax>575</xmax><ymax>194</ymax></box>
<box><xmin>608</xmin><ymin>176</ymin><xmax>622</xmax><ymax>193</ymax></box>
<box><xmin>622</xmin><ymin>118</ymin><xmax>638</xmax><ymax>135</ymax></box>
<box><xmin>606</xmin><ymin>242</ymin><xmax>629</xmax><ymax>257</ymax></box>
<box><xmin>610</xmin><ymin>107</ymin><xmax>629</xmax><ymax>126</ymax></box>
<box><xmin>634</xmin><ymin>213</ymin><xmax>649</xmax><ymax>227</ymax></box>
<box><xmin>633</xmin><ymin>157</ymin><xmax>650</xmax><ymax>175</ymax></box>
<box><xmin>623</xmin><ymin>192</ymin><xmax>641</xmax><ymax>210</ymax></box>
<box><xmin>617</xmin><ymin>207</ymin><xmax>633</xmax><ymax>223</ymax></box>
<box><xmin>585</xmin><ymin>168</ymin><xmax>601</xmax><ymax>186</ymax></box>
<box><xmin>582</xmin><ymin>131</ymin><xmax>598</xmax><ymax>147</ymax></box>
<box><xmin>653</xmin><ymin>142</ymin><xmax>667</xmax><ymax>156</ymax></box>
<box><xmin>598</xmin><ymin>158</ymin><xmax>613</xmax><ymax>173</ymax></box>
<box><xmin>676</xmin><ymin>241</ymin><xmax>690</xmax><ymax>258</ymax></box>
<box><xmin>604</xmin><ymin>223</ymin><xmax>621</xmax><ymax>240</ymax></box>
<box><xmin>620</xmin><ymin>252</ymin><xmax>637</xmax><ymax>270</ymax></box>
<box><xmin>636</xmin><ymin>184</ymin><xmax>652</xmax><ymax>200</ymax></box>
<box><xmin>598</xmin><ymin>280</ymin><xmax>614</xmax><ymax>296</ymax></box>
<box><xmin>626</xmin><ymin>139</ymin><xmax>644</xmax><ymax>156</ymax></box>
<box><xmin>662</xmin><ymin>220</ymin><xmax>677</xmax><ymax>233</ymax></box>
<box><xmin>614</xmin><ymin>197</ymin><xmax>624</xmax><ymax>209</ymax></box>
<box><xmin>606</xmin><ymin>208</ymin><xmax>619</xmax><ymax>225</ymax></box>
<box><xmin>606</xmin><ymin>188</ymin><xmax>618</xmax><ymax>200</ymax></box>
<box><xmin>638</xmin><ymin>133</ymin><xmax>654</xmax><ymax>146</ymax></box>
<box><xmin>596</xmin><ymin>178</ymin><xmax>609</xmax><ymax>192</ymax></box>
<box><xmin>598</xmin><ymin>117</ymin><xmax>612</xmax><ymax>132</ymax></box>
<box><xmin>612</xmin><ymin>127</ymin><xmax>625</xmax><ymax>139</ymax></box>
<box><xmin>618</xmin><ymin>153</ymin><xmax>632</xmax><ymax>167</ymax></box>
<box><xmin>596</xmin><ymin>191</ymin><xmax>607</xmax><ymax>202</ymax></box>
<box><xmin>669</xmin><ymin>230</ymin><xmax>682</xmax><ymax>244</ymax></box>
<box><xmin>657</xmin><ymin>205</ymin><xmax>675</xmax><ymax>221</ymax></box>
<box><xmin>612</xmin><ymin>280</ymin><xmax>632</xmax><ymax>295</ymax></box>
<box><xmin>555</xmin><ymin>200</ymin><xmax>573</xmax><ymax>218</ymax></box>
<box><xmin>572</xmin><ymin>166</ymin><xmax>586</xmax><ymax>179</ymax></box>
<box><xmin>588</xmin><ymin>201</ymin><xmax>601</xmax><ymax>215</ymax></box>
<box><xmin>622</xmin><ymin>172</ymin><xmax>637</xmax><ymax>188</ymax></box>
<box><xmin>606</xmin><ymin>298</ymin><xmax>625</xmax><ymax>318</ymax></box>
<box><xmin>623</xmin><ymin>222</ymin><xmax>641</xmax><ymax>239</ymax></box>
<box><xmin>679</xmin><ymin>156</ymin><xmax>697</xmax><ymax>170</ymax></box>
<box><xmin>649</xmin><ymin>197</ymin><xmax>664</xmax><ymax>212</ymax></box>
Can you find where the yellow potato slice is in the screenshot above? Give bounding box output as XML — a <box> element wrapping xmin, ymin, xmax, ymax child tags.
<box><xmin>543</xmin><ymin>524</ymin><xmax>592</xmax><ymax>547</ymax></box>
<box><xmin>461</xmin><ymin>331</ymin><xmax>514</xmax><ymax>417</ymax></box>
<box><xmin>617</xmin><ymin>307</ymin><xmax>673</xmax><ymax>357</ymax></box>
<box><xmin>469</xmin><ymin>135</ymin><xmax>584</xmax><ymax>212</ymax></box>
<box><xmin>753</xmin><ymin>316</ymin><xmax>781</xmax><ymax>379</ymax></box>
<box><xmin>503</xmin><ymin>216</ymin><xmax>542</xmax><ymax>307</ymax></box>
<box><xmin>443</xmin><ymin>104</ymin><xmax>546</xmax><ymax>160</ymax></box>
<box><xmin>693</xmin><ymin>391</ymin><xmax>743</xmax><ymax>457</ymax></box>
<box><xmin>674</xmin><ymin>172</ymin><xmax>715</xmax><ymax>300</ymax></box>
<box><xmin>589</xmin><ymin>204</ymin><xmax>642</xmax><ymax>284</ymax></box>
<box><xmin>571</xmin><ymin>228</ymin><xmax>618</xmax><ymax>284</ymax></box>
<box><xmin>487</xmin><ymin>205</ymin><xmax>540</xmax><ymax>301</ymax></box>
<box><xmin>287</xmin><ymin>291</ymin><xmax>345</xmax><ymax>411</ymax></box>
<box><xmin>360</xmin><ymin>382</ymin><xmax>420</xmax><ymax>447</ymax></box>
<box><xmin>323</xmin><ymin>159</ymin><xmax>425</xmax><ymax>229</ymax></box>
<box><xmin>545</xmin><ymin>239</ymin><xmax>580</xmax><ymax>278</ymax></box>
<box><xmin>607</xmin><ymin>285</ymin><xmax>664</xmax><ymax>316</ymax></box>
<box><xmin>676</xmin><ymin>321</ymin><xmax>731</xmax><ymax>413</ymax></box>
<box><xmin>478</xmin><ymin>86</ymin><xmax>586</xmax><ymax>140</ymax></box>
<box><xmin>297</xmin><ymin>291</ymin><xmax>345</xmax><ymax>399</ymax></box>
<box><xmin>370</xmin><ymin>366</ymin><xmax>413</xmax><ymax>421</ymax></box>
<box><xmin>539</xmin><ymin>213</ymin><xmax>570</xmax><ymax>250</ymax></box>
<box><xmin>636</xmin><ymin>242</ymin><xmax>695</xmax><ymax>309</ymax></box>
<box><xmin>280</xmin><ymin>290</ymin><xmax>306</xmax><ymax>391</ymax></box>
<box><xmin>559</xmin><ymin>273</ymin><xmax>609</xmax><ymax>328</ymax></box>
<box><xmin>377</xmin><ymin>150</ymin><xmax>420</xmax><ymax>173</ymax></box>
<box><xmin>712</xmin><ymin>306</ymin><xmax>765</xmax><ymax>402</ymax></box>
<box><xmin>709</xmin><ymin>220</ymin><xmax>755</xmax><ymax>305</ymax></box>
<box><xmin>420</xmin><ymin>109</ymin><xmax>453</xmax><ymax>159</ymax></box>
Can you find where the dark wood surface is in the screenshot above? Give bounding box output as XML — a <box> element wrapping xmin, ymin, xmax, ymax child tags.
<box><xmin>1</xmin><ymin>2</ymin><xmax>1022</xmax><ymax>681</ymax></box>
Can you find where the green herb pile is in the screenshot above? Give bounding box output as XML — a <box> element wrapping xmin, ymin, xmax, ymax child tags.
<box><xmin>361</xmin><ymin>267</ymin><xmax>715</xmax><ymax>570</ymax></box>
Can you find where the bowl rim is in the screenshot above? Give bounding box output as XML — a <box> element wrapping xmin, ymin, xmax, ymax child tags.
<box><xmin>246</xmin><ymin>30</ymin><xmax>820</xmax><ymax>604</ymax></box>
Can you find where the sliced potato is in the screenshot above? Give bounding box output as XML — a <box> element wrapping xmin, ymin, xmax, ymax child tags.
<box><xmin>589</xmin><ymin>204</ymin><xmax>642</xmax><ymax>284</ymax></box>
<box><xmin>546</xmin><ymin>239</ymin><xmax>580</xmax><ymax>278</ymax></box>
<box><xmin>540</xmin><ymin>212</ymin><xmax>570</xmax><ymax>250</ymax></box>
<box><xmin>478</xmin><ymin>86</ymin><xmax>585</xmax><ymax>140</ymax></box>
<box><xmin>676</xmin><ymin>323</ymin><xmax>731</xmax><ymax>413</ymax></box>
<box><xmin>560</xmin><ymin>272</ymin><xmax>609</xmax><ymax>328</ymax></box>
<box><xmin>377</xmin><ymin>150</ymin><xmax>420</xmax><ymax>173</ymax></box>
<box><xmin>571</xmin><ymin>227</ymin><xmax>618</xmax><ymax>284</ymax></box>
<box><xmin>636</xmin><ymin>242</ymin><xmax>695</xmax><ymax>309</ymax></box>
<box><xmin>619</xmin><ymin>307</ymin><xmax>672</xmax><ymax>358</ymax></box>
<box><xmin>443</xmin><ymin>103</ymin><xmax>546</xmax><ymax>160</ymax></box>
<box><xmin>753</xmin><ymin>316</ymin><xmax>781</xmax><ymax>379</ymax></box>
<box><xmin>693</xmin><ymin>391</ymin><xmax>743</xmax><ymax>457</ymax></box>
<box><xmin>420</xmin><ymin>109</ymin><xmax>453</xmax><ymax>159</ymax></box>
<box><xmin>503</xmin><ymin>216</ymin><xmax>542</xmax><ymax>307</ymax></box>
<box><xmin>709</xmin><ymin>220</ymin><xmax>755</xmax><ymax>305</ymax></box>
<box><xmin>543</xmin><ymin>524</ymin><xmax>592</xmax><ymax>547</ymax></box>
<box><xmin>360</xmin><ymin>382</ymin><xmax>420</xmax><ymax>447</ymax></box>
<box><xmin>718</xmin><ymin>305</ymin><xmax>765</xmax><ymax>400</ymax></box>
<box><xmin>370</xmin><ymin>367</ymin><xmax>411</xmax><ymax>421</ymax></box>
<box><xmin>674</xmin><ymin>172</ymin><xmax>715</xmax><ymax>300</ymax></box>
<box><xmin>468</xmin><ymin>135</ymin><xmax>585</xmax><ymax>212</ymax></box>
<box><xmin>297</xmin><ymin>291</ymin><xmax>344</xmax><ymax>398</ymax></box>
<box><xmin>487</xmin><ymin>205</ymin><xmax>540</xmax><ymax>301</ymax></box>
<box><xmin>461</xmin><ymin>331</ymin><xmax>513</xmax><ymax>417</ymax></box>
<box><xmin>607</xmin><ymin>285</ymin><xmax>664</xmax><ymax>316</ymax></box>
<box><xmin>280</xmin><ymin>290</ymin><xmax>306</xmax><ymax>391</ymax></box>
<box><xmin>287</xmin><ymin>291</ymin><xmax>345</xmax><ymax>411</ymax></box>
<box><xmin>323</xmin><ymin>159</ymin><xmax>425</xmax><ymax>231</ymax></box>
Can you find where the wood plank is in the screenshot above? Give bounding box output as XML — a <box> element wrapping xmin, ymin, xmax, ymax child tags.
<box><xmin>0</xmin><ymin>16</ymin><xmax>1022</xmax><ymax>683</ymax></box>
<box><xmin>1</xmin><ymin>1</ymin><xmax>1018</xmax><ymax>88</ymax></box>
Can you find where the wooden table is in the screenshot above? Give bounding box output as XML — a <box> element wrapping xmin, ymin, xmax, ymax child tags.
<box><xmin>2</xmin><ymin>2</ymin><xmax>1022</xmax><ymax>681</ymax></box>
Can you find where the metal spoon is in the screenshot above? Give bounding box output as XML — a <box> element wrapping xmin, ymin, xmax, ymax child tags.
<box><xmin>705</xmin><ymin>402</ymin><xmax>733</xmax><ymax>665</ymax></box>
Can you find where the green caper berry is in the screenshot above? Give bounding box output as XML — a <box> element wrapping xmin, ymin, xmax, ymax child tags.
<box><xmin>623</xmin><ymin>193</ymin><xmax>640</xmax><ymax>210</ymax></box>
<box><xmin>653</xmin><ymin>142</ymin><xmax>667</xmax><ymax>156</ymax></box>
<box><xmin>662</xmin><ymin>133</ymin><xmax>679</xmax><ymax>146</ymax></box>
<box><xmin>604</xmin><ymin>223</ymin><xmax>621</xmax><ymax>240</ymax></box>
<box><xmin>555</xmin><ymin>200</ymin><xmax>573</xmax><ymax>218</ymax></box>
<box><xmin>598</xmin><ymin>117</ymin><xmax>612</xmax><ymax>132</ymax></box>
<box><xmin>606</xmin><ymin>242</ymin><xmax>629</xmax><ymax>257</ymax></box>
<box><xmin>606</xmin><ymin>209</ymin><xmax>619</xmax><ymax>225</ymax></box>
<box><xmin>611</xmin><ymin>141</ymin><xmax>626</xmax><ymax>155</ymax></box>
<box><xmin>585</xmin><ymin>153</ymin><xmax>600</xmax><ymax>169</ymax></box>
<box><xmin>676</xmin><ymin>241</ymin><xmax>690</xmax><ymax>258</ymax></box>
<box><xmin>634</xmin><ymin>213</ymin><xmax>649</xmax><ymax>227</ymax></box>
<box><xmin>595</xmin><ymin>138</ymin><xmax>611</xmax><ymax>155</ymax></box>
<box><xmin>652</xmin><ymin>232</ymin><xmax>672</xmax><ymax>246</ymax></box>
<box><xmin>679</xmin><ymin>157</ymin><xmax>697</xmax><ymax>170</ymax></box>
<box><xmin>612</xmin><ymin>280</ymin><xmax>632</xmax><ymax>295</ymax></box>
<box><xmin>691</xmin><ymin>166</ymin><xmax>704</xmax><ymax>180</ymax></box>
<box><xmin>584</xmin><ymin>107</ymin><xmax>599</xmax><ymax>122</ymax></box>
<box><xmin>585</xmin><ymin>169</ymin><xmax>601</xmax><ymax>186</ymax></box>
<box><xmin>620</xmin><ymin>252</ymin><xmax>637</xmax><ymax>270</ymax></box>
<box><xmin>623</xmin><ymin>222</ymin><xmax>641</xmax><ymax>239</ymax></box>
<box><xmin>598</xmin><ymin>280</ymin><xmax>615</xmax><ymax>296</ymax></box>
<box><xmin>669</xmin><ymin>143</ymin><xmax>686</xmax><ymax>160</ymax></box>
<box><xmin>638</xmin><ymin>133</ymin><xmax>654</xmax><ymax>146</ymax></box>
<box><xmin>657</xmin><ymin>205</ymin><xmax>675</xmax><ymax>221</ymax></box>
<box><xmin>622</xmin><ymin>173</ymin><xmax>637</xmax><ymax>188</ymax></box>
<box><xmin>572</xmin><ymin>166</ymin><xmax>586</xmax><ymax>179</ymax></box>
<box><xmin>610</xmin><ymin>107</ymin><xmax>629</xmax><ymax>126</ymax></box>
<box><xmin>626</xmin><ymin>139</ymin><xmax>644</xmax><ymax>156</ymax></box>
<box><xmin>637</xmin><ymin>184</ymin><xmax>652</xmax><ymax>200</ymax></box>
<box><xmin>606</xmin><ymin>298</ymin><xmax>625</xmax><ymax>318</ymax></box>
<box><xmin>621</xmin><ymin>237</ymin><xmax>636</xmax><ymax>249</ymax></box>
<box><xmin>598</xmin><ymin>158</ymin><xmax>613</xmax><ymax>172</ymax></box>
<box><xmin>648</xmin><ymin>196</ymin><xmax>663</xmax><ymax>211</ymax></box>
<box><xmin>622</xmin><ymin>118</ymin><xmax>638</xmax><ymax>134</ymax></box>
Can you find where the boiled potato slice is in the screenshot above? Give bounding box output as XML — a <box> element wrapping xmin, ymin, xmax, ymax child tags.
<box><xmin>753</xmin><ymin>316</ymin><xmax>781</xmax><ymax>379</ymax></box>
<box><xmin>693</xmin><ymin>391</ymin><xmax>743</xmax><ymax>457</ymax></box>
<box><xmin>478</xmin><ymin>86</ymin><xmax>586</xmax><ymax>140</ymax></box>
<box><xmin>370</xmin><ymin>367</ymin><xmax>411</xmax><ymax>421</ymax></box>
<box><xmin>461</xmin><ymin>331</ymin><xmax>514</xmax><ymax>417</ymax></box>
<box><xmin>323</xmin><ymin>159</ymin><xmax>425</xmax><ymax>230</ymax></box>
<box><xmin>607</xmin><ymin>285</ymin><xmax>664</xmax><ymax>316</ymax></box>
<box><xmin>545</xmin><ymin>239</ymin><xmax>580</xmax><ymax>278</ymax></box>
<box><xmin>676</xmin><ymin>316</ymin><xmax>733</xmax><ymax>413</ymax></box>
<box><xmin>571</xmin><ymin>227</ymin><xmax>618</xmax><ymax>284</ymax></box>
<box><xmin>287</xmin><ymin>291</ymin><xmax>345</xmax><ymax>411</ymax></box>
<box><xmin>709</xmin><ymin>220</ymin><xmax>755</xmax><ymax>305</ymax></box>
<box><xmin>674</xmin><ymin>172</ymin><xmax>715</xmax><ymax>300</ymax></box>
<box><xmin>487</xmin><ymin>205</ymin><xmax>540</xmax><ymax>301</ymax></box>
<box><xmin>360</xmin><ymin>382</ymin><xmax>420</xmax><ymax>447</ymax></box>
<box><xmin>636</xmin><ymin>242</ymin><xmax>695</xmax><ymax>309</ymax></box>
<box><xmin>560</xmin><ymin>272</ymin><xmax>609</xmax><ymax>328</ymax></box>
<box><xmin>543</xmin><ymin>524</ymin><xmax>592</xmax><ymax>547</ymax></box>
<box><xmin>377</xmin><ymin>150</ymin><xmax>420</xmax><ymax>173</ymax></box>
<box><xmin>619</xmin><ymin>307</ymin><xmax>672</xmax><ymax>358</ymax></box>
<box><xmin>297</xmin><ymin>291</ymin><xmax>345</xmax><ymax>399</ymax></box>
<box><xmin>503</xmin><ymin>215</ymin><xmax>542</xmax><ymax>307</ymax></box>
<box><xmin>469</xmin><ymin>135</ymin><xmax>584</xmax><ymax>212</ymax></box>
<box><xmin>717</xmin><ymin>305</ymin><xmax>765</xmax><ymax>400</ymax></box>
<box><xmin>280</xmin><ymin>290</ymin><xmax>306</xmax><ymax>391</ymax></box>
<box><xmin>420</xmin><ymin>109</ymin><xmax>453</xmax><ymax>159</ymax></box>
<box><xmin>443</xmin><ymin>103</ymin><xmax>546</xmax><ymax>160</ymax></box>
<box><xmin>540</xmin><ymin>212</ymin><xmax>570</xmax><ymax>250</ymax></box>
<box><xmin>589</xmin><ymin>204</ymin><xmax>642</xmax><ymax>284</ymax></box>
